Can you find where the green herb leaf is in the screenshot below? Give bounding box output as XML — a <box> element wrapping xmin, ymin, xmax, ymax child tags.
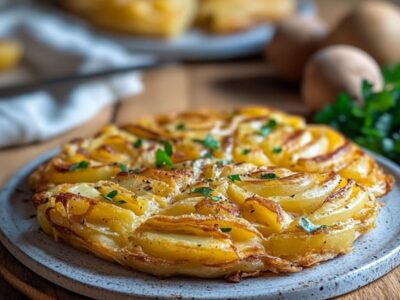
<box><xmin>260</xmin><ymin>173</ymin><xmax>279</xmax><ymax>179</ymax></box>
<box><xmin>227</xmin><ymin>174</ymin><xmax>241</xmax><ymax>182</ymax></box>
<box><xmin>314</xmin><ymin>70</ymin><xmax>400</xmax><ymax>165</ymax></box>
<box><xmin>242</xmin><ymin>148</ymin><xmax>251</xmax><ymax>155</ymax></box>
<box><xmin>272</xmin><ymin>146</ymin><xmax>282</xmax><ymax>154</ymax></box>
<box><xmin>361</xmin><ymin>79</ymin><xmax>373</xmax><ymax>99</ymax></box>
<box><xmin>107</xmin><ymin>190</ymin><xmax>118</xmax><ymax>199</ymax></box>
<box><xmin>115</xmin><ymin>200</ymin><xmax>128</xmax><ymax>204</ymax></box>
<box><xmin>191</xmin><ymin>187</ymin><xmax>213</xmax><ymax>197</ymax></box>
<box><xmin>133</xmin><ymin>138</ymin><xmax>143</xmax><ymax>148</ymax></box>
<box><xmin>69</xmin><ymin>160</ymin><xmax>90</xmax><ymax>171</ymax></box>
<box><xmin>176</xmin><ymin>122</ymin><xmax>186</xmax><ymax>131</ymax></box>
<box><xmin>102</xmin><ymin>190</ymin><xmax>118</xmax><ymax>201</ymax></box>
<box><xmin>210</xmin><ymin>195</ymin><xmax>222</xmax><ymax>202</ymax></box>
<box><xmin>155</xmin><ymin>149</ymin><xmax>173</xmax><ymax>168</ymax></box>
<box><xmin>194</xmin><ymin>134</ymin><xmax>220</xmax><ymax>151</ymax></box>
<box><xmin>216</xmin><ymin>160</ymin><xmax>231</xmax><ymax>167</ymax></box>
<box><xmin>162</xmin><ymin>141</ymin><xmax>173</xmax><ymax>156</ymax></box>
<box><xmin>191</xmin><ymin>186</ymin><xmax>222</xmax><ymax>202</ymax></box>
<box><xmin>259</xmin><ymin>119</ymin><xmax>278</xmax><ymax>137</ymax></box>
<box><xmin>220</xmin><ymin>227</ymin><xmax>232</xmax><ymax>233</ymax></box>
<box><xmin>116</xmin><ymin>163</ymin><xmax>129</xmax><ymax>172</ymax></box>
<box><xmin>102</xmin><ymin>190</ymin><xmax>127</xmax><ymax>205</ymax></box>
<box><xmin>202</xmin><ymin>151</ymin><xmax>213</xmax><ymax>159</ymax></box>
<box><xmin>299</xmin><ymin>217</ymin><xmax>327</xmax><ymax>233</ymax></box>
<box><xmin>204</xmin><ymin>134</ymin><xmax>220</xmax><ymax>150</ymax></box>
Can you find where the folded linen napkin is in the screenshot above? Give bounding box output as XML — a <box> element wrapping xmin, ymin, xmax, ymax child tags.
<box><xmin>0</xmin><ymin>4</ymin><xmax>153</xmax><ymax>148</ymax></box>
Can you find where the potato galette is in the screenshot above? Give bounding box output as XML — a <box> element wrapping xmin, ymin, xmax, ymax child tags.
<box><xmin>30</xmin><ymin>106</ymin><xmax>393</xmax><ymax>281</ymax></box>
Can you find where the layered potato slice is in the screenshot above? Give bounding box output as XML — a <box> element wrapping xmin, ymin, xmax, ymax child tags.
<box><xmin>30</xmin><ymin>106</ymin><xmax>393</xmax><ymax>198</ymax></box>
<box><xmin>33</xmin><ymin>158</ymin><xmax>381</xmax><ymax>280</ymax></box>
<box><xmin>61</xmin><ymin>0</ymin><xmax>198</xmax><ymax>38</ymax></box>
<box><xmin>196</xmin><ymin>0</ymin><xmax>296</xmax><ymax>33</ymax></box>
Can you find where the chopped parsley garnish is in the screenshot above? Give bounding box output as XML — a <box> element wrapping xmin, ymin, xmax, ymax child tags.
<box><xmin>203</xmin><ymin>134</ymin><xmax>220</xmax><ymax>150</ymax></box>
<box><xmin>176</xmin><ymin>122</ymin><xmax>186</xmax><ymax>131</ymax></box>
<box><xmin>242</xmin><ymin>148</ymin><xmax>251</xmax><ymax>155</ymax></box>
<box><xmin>260</xmin><ymin>173</ymin><xmax>279</xmax><ymax>179</ymax></box>
<box><xmin>220</xmin><ymin>227</ymin><xmax>232</xmax><ymax>233</ymax></box>
<box><xmin>227</xmin><ymin>174</ymin><xmax>241</xmax><ymax>182</ymax></box>
<box><xmin>202</xmin><ymin>151</ymin><xmax>213</xmax><ymax>159</ymax></box>
<box><xmin>114</xmin><ymin>200</ymin><xmax>128</xmax><ymax>204</ymax></box>
<box><xmin>156</xmin><ymin>149</ymin><xmax>173</xmax><ymax>168</ymax></box>
<box><xmin>191</xmin><ymin>187</ymin><xmax>213</xmax><ymax>197</ymax></box>
<box><xmin>155</xmin><ymin>141</ymin><xmax>174</xmax><ymax>168</ymax></box>
<box><xmin>194</xmin><ymin>134</ymin><xmax>220</xmax><ymax>151</ymax></box>
<box><xmin>104</xmin><ymin>190</ymin><xmax>117</xmax><ymax>200</ymax></box>
<box><xmin>115</xmin><ymin>163</ymin><xmax>129</xmax><ymax>172</ymax></box>
<box><xmin>191</xmin><ymin>187</ymin><xmax>221</xmax><ymax>202</ymax></box>
<box><xmin>259</xmin><ymin>119</ymin><xmax>278</xmax><ymax>137</ymax></box>
<box><xmin>133</xmin><ymin>138</ymin><xmax>143</xmax><ymax>148</ymax></box>
<box><xmin>216</xmin><ymin>160</ymin><xmax>231</xmax><ymax>167</ymax></box>
<box><xmin>101</xmin><ymin>190</ymin><xmax>127</xmax><ymax>204</ymax></box>
<box><xmin>210</xmin><ymin>195</ymin><xmax>222</xmax><ymax>202</ymax></box>
<box><xmin>161</xmin><ymin>141</ymin><xmax>173</xmax><ymax>156</ymax></box>
<box><xmin>69</xmin><ymin>160</ymin><xmax>90</xmax><ymax>171</ymax></box>
<box><xmin>272</xmin><ymin>146</ymin><xmax>282</xmax><ymax>154</ymax></box>
<box><xmin>299</xmin><ymin>217</ymin><xmax>327</xmax><ymax>233</ymax></box>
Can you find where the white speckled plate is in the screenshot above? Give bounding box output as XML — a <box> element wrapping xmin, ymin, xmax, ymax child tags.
<box><xmin>0</xmin><ymin>148</ymin><xmax>399</xmax><ymax>300</ymax></box>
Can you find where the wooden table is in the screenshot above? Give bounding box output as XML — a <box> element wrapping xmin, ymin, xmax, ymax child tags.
<box><xmin>1</xmin><ymin>1</ymin><xmax>399</xmax><ymax>299</ymax></box>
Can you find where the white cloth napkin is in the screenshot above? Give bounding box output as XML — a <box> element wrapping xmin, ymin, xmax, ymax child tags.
<box><xmin>0</xmin><ymin>5</ymin><xmax>153</xmax><ymax>148</ymax></box>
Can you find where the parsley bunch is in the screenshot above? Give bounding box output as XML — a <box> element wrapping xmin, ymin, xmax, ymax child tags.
<box><xmin>314</xmin><ymin>64</ymin><xmax>400</xmax><ymax>164</ymax></box>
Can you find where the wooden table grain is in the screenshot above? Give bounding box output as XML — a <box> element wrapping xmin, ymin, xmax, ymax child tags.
<box><xmin>1</xmin><ymin>1</ymin><xmax>399</xmax><ymax>299</ymax></box>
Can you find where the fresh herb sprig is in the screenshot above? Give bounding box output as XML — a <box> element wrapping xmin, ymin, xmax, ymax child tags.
<box><xmin>314</xmin><ymin>64</ymin><xmax>400</xmax><ymax>164</ymax></box>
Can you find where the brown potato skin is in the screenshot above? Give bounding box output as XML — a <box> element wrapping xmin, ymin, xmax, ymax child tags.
<box><xmin>326</xmin><ymin>1</ymin><xmax>400</xmax><ymax>66</ymax></box>
<box><xmin>267</xmin><ymin>16</ymin><xmax>328</xmax><ymax>81</ymax></box>
<box><xmin>302</xmin><ymin>45</ymin><xmax>383</xmax><ymax>111</ymax></box>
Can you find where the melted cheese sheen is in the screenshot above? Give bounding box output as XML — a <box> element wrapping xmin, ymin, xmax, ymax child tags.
<box><xmin>30</xmin><ymin>106</ymin><xmax>393</xmax><ymax>281</ymax></box>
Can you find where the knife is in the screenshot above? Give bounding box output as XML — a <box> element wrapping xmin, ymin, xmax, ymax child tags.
<box><xmin>0</xmin><ymin>60</ymin><xmax>173</xmax><ymax>98</ymax></box>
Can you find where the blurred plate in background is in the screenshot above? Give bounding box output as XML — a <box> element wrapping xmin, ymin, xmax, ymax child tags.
<box><xmin>51</xmin><ymin>0</ymin><xmax>316</xmax><ymax>61</ymax></box>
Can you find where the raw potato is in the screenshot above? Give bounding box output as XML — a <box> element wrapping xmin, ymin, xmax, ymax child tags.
<box><xmin>267</xmin><ymin>16</ymin><xmax>328</xmax><ymax>80</ymax></box>
<box><xmin>302</xmin><ymin>45</ymin><xmax>383</xmax><ymax>111</ymax></box>
<box><xmin>326</xmin><ymin>1</ymin><xmax>400</xmax><ymax>66</ymax></box>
